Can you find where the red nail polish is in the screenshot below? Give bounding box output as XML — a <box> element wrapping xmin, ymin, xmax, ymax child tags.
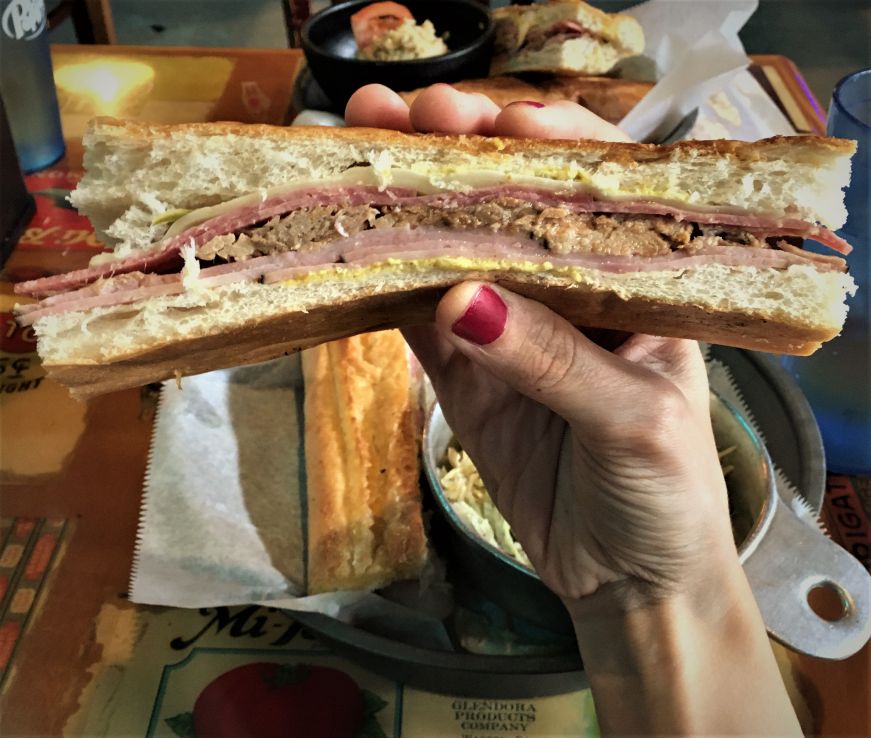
<box><xmin>510</xmin><ymin>100</ymin><xmax>545</xmax><ymax>108</ymax></box>
<box><xmin>451</xmin><ymin>285</ymin><xmax>507</xmax><ymax>345</ymax></box>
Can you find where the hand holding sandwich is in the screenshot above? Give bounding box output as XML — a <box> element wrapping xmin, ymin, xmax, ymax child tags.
<box><xmin>348</xmin><ymin>84</ymin><xmax>802</xmax><ymax>736</ymax></box>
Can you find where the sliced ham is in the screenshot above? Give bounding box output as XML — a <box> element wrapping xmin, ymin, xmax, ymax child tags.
<box><xmin>13</xmin><ymin>246</ymin><xmax>183</xmax><ymax>300</ymax></box>
<box><xmin>18</xmin><ymin>226</ymin><xmax>845</xmax><ymax>326</ymax></box>
<box><xmin>550</xmin><ymin>20</ymin><xmax>587</xmax><ymax>36</ymax></box>
<box><xmin>18</xmin><ymin>278</ymin><xmax>188</xmax><ymax>324</ymax></box>
<box><xmin>22</xmin><ymin>271</ymin><xmax>182</xmax><ymax>310</ymax></box>
<box><xmin>13</xmin><ymin>187</ymin><xmax>416</xmax><ymax>298</ymax></box>
<box><xmin>773</xmin><ymin>238</ymin><xmax>850</xmax><ymax>267</ymax></box>
<box><xmin>196</xmin><ymin>240</ymin><xmax>345</xmax><ymax>279</ymax></box>
<box><xmin>13</xmin><ymin>184</ymin><xmax>851</xmax><ymax>299</ymax></box>
<box><xmin>344</xmin><ymin>233</ymin><xmax>844</xmax><ymax>274</ymax></box>
<box><xmin>521</xmin><ymin>20</ymin><xmax>597</xmax><ymax>53</ymax></box>
<box><xmin>340</xmin><ymin>225</ymin><xmax>544</xmax><ymax>263</ymax></box>
<box><xmin>262</xmin><ymin>263</ymin><xmax>346</xmax><ymax>284</ymax></box>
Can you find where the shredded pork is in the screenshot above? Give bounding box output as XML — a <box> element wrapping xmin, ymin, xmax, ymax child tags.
<box><xmin>195</xmin><ymin>197</ymin><xmax>723</xmax><ymax>262</ymax></box>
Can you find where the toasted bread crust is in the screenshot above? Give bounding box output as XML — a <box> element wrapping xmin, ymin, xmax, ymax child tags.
<box><xmin>302</xmin><ymin>331</ymin><xmax>427</xmax><ymax>593</ymax></box>
<box><xmin>42</xmin><ymin>267</ymin><xmax>841</xmax><ymax>400</ymax></box>
<box><xmin>86</xmin><ymin>117</ymin><xmax>856</xmax><ymax>166</ymax></box>
<box><xmin>492</xmin><ymin>0</ymin><xmax>617</xmax><ymax>21</ymax></box>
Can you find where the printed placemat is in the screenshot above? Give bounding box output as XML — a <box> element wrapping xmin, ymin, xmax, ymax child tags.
<box><xmin>0</xmin><ymin>517</ymin><xmax>69</xmax><ymax>690</ymax></box>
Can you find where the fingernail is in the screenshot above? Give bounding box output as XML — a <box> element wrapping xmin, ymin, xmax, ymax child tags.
<box><xmin>509</xmin><ymin>100</ymin><xmax>545</xmax><ymax>108</ymax></box>
<box><xmin>451</xmin><ymin>285</ymin><xmax>507</xmax><ymax>345</ymax></box>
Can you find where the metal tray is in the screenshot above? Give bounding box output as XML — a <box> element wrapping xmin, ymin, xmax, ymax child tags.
<box><xmin>288</xmin><ymin>347</ymin><xmax>825</xmax><ymax>697</ymax></box>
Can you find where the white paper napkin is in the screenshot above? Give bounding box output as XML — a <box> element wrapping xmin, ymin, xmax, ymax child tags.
<box><xmin>619</xmin><ymin>0</ymin><xmax>794</xmax><ymax>142</ymax></box>
<box><xmin>131</xmin><ymin>356</ymin><xmax>374</xmax><ymax>615</ymax></box>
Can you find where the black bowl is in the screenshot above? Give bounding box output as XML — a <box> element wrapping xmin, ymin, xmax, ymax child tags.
<box><xmin>301</xmin><ymin>0</ymin><xmax>493</xmax><ymax>110</ymax></box>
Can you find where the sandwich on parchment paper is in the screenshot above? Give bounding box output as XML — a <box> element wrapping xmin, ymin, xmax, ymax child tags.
<box><xmin>13</xmin><ymin>119</ymin><xmax>856</xmax><ymax>398</ymax></box>
<box><xmin>490</xmin><ymin>0</ymin><xmax>645</xmax><ymax>77</ymax></box>
<box><xmin>302</xmin><ymin>329</ymin><xmax>427</xmax><ymax>594</ymax></box>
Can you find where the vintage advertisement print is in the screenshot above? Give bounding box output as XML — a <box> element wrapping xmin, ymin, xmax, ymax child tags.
<box><xmin>65</xmin><ymin>604</ymin><xmax>598</xmax><ymax>738</ymax></box>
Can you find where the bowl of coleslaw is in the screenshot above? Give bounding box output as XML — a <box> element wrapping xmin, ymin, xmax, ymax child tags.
<box><xmin>301</xmin><ymin>0</ymin><xmax>493</xmax><ymax>109</ymax></box>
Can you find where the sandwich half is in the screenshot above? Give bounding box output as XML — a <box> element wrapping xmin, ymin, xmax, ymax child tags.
<box><xmin>303</xmin><ymin>330</ymin><xmax>427</xmax><ymax>593</ymax></box>
<box><xmin>490</xmin><ymin>0</ymin><xmax>645</xmax><ymax>77</ymax></box>
<box><xmin>14</xmin><ymin>119</ymin><xmax>856</xmax><ymax>398</ymax></box>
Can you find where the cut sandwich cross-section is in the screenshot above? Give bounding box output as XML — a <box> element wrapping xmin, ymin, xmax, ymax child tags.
<box><xmin>12</xmin><ymin>120</ymin><xmax>858</xmax><ymax>398</ymax></box>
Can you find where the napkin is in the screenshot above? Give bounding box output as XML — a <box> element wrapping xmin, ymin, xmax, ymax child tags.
<box><xmin>132</xmin><ymin>357</ymin><xmax>367</xmax><ymax>614</ymax></box>
<box><xmin>619</xmin><ymin>0</ymin><xmax>794</xmax><ymax>142</ymax></box>
<box><xmin>131</xmin><ymin>355</ymin><xmax>457</xmax><ymax>654</ymax></box>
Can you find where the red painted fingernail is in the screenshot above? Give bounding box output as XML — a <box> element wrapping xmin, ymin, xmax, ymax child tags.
<box><xmin>509</xmin><ymin>100</ymin><xmax>545</xmax><ymax>108</ymax></box>
<box><xmin>451</xmin><ymin>285</ymin><xmax>508</xmax><ymax>345</ymax></box>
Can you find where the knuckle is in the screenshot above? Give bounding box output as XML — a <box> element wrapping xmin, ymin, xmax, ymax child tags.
<box><xmin>645</xmin><ymin>380</ymin><xmax>688</xmax><ymax>420</ymax></box>
<box><xmin>624</xmin><ymin>382</ymin><xmax>692</xmax><ymax>452</ymax></box>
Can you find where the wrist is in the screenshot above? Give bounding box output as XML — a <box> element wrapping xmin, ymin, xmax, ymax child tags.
<box><xmin>564</xmin><ymin>555</ymin><xmax>801</xmax><ymax>736</ymax></box>
<box><xmin>565</xmin><ymin>547</ymin><xmax>753</xmax><ymax>669</ymax></box>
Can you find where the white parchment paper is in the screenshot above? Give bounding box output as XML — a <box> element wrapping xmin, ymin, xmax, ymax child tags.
<box><xmin>620</xmin><ymin>0</ymin><xmax>794</xmax><ymax>141</ymax></box>
<box><xmin>130</xmin><ymin>355</ymin><xmax>455</xmax><ymax>651</ymax></box>
<box><xmin>131</xmin><ymin>356</ymin><xmax>376</xmax><ymax>616</ymax></box>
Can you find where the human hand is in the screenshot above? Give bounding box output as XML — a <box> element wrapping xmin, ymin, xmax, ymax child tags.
<box><xmin>346</xmin><ymin>84</ymin><xmax>736</xmax><ymax>610</ymax></box>
<box><xmin>346</xmin><ymin>84</ymin><xmax>801</xmax><ymax>736</ymax></box>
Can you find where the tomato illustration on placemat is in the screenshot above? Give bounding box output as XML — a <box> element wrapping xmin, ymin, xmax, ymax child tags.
<box><xmin>164</xmin><ymin>662</ymin><xmax>388</xmax><ymax>738</ymax></box>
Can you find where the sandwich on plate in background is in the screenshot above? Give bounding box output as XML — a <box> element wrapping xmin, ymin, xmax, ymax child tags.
<box><xmin>490</xmin><ymin>0</ymin><xmax>645</xmax><ymax>77</ymax></box>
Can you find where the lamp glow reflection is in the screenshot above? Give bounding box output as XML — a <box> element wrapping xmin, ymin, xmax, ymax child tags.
<box><xmin>54</xmin><ymin>59</ymin><xmax>155</xmax><ymax>116</ymax></box>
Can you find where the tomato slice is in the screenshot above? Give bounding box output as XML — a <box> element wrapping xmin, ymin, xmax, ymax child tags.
<box><xmin>351</xmin><ymin>1</ymin><xmax>415</xmax><ymax>49</ymax></box>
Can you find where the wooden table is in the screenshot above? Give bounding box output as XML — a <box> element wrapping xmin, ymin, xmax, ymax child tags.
<box><xmin>1</xmin><ymin>45</ymin><xmax>868</xmax><ymax>737</ymax></box>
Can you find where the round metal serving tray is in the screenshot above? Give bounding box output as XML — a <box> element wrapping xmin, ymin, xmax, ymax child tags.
<box><xmin>288</xmin><ymin>347</ymin><xmax>825</xmax><ymax>697</ymax></box>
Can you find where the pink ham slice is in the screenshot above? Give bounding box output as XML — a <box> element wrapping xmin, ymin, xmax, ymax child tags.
<box><xmin>521</xmin><ymin>20</ymin><xmax>593</xmax><ymax>52</ymax></box>
<box><xmin>431</xmin><ymin>187</ymin><xmax>853</xmax><ymax>254</ymax></box>
<box><xmin>337</xmin><ymin>228</ymin><xmax>845</xmax><ymax>274</ymax></box>
<box><xmin>15</xmin><ymin>242</ymin><xmax>347</xmax><ymax>326</ymax></box>
<box><xmin>550</xmin><ymin>20</ymin><xmax>587</xmax><ymax>36</ymax></box>
<box><xmin>12</xmin><ymin>187</ymin><xmax>416</xmax><ymax>299</ymax></box>
<box><xmin>13</xmin><ymin>185</ymin><xmax>851</xmax><ymax>299</ymax></box>
<box><xmin>13</xmin><ymin>247</ymin><xmax>184</xmax><ymax>301</ymax></box>
<box><xmin>17</xmin><ymin>227</ymin><xmax>845</xmax><ymax>326</ymax></box>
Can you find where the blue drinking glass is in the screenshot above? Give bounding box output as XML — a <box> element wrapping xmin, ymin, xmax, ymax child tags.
<box><xmin>0</xmin><ymin>0</ymin><xmax>65</xmax><ymax>172</ymax></box>
<box><xmin>781</xmin><ymin>69</ymin><xmax>871</xmax><ymax>474</ymax></box>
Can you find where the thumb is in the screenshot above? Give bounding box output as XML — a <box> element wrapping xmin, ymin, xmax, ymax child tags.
<box><xmin>435</xmin><ymin>282</ymin><xmax>674</xmax><ymax>427</ymax></box>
